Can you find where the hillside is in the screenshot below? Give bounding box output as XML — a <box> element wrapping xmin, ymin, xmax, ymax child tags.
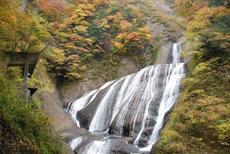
<box><xmin>154</xmin><ymin>0</ymin><xmax>230</xmax><ymax>153</ymax></box>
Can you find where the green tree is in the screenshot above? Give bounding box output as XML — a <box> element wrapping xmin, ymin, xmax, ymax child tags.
<box><xmin>207</xmin><ymin>0</ymin><xmax>230</xmax><ymax>7</ymax></box>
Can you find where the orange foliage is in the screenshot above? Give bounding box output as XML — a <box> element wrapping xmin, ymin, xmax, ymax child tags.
<box><xmin>37</xmin><ymin>0</ymin><xmax>66</xmax><ymax>18</ymax></box>
<box><xmin>98</xmin><ymin>12</ymin><xmax>124</xmax><ymax>30</ymax></box>
<box><xmin>120</xmin><ymin>20</ymin><xmax>132</xmax><ymax>30</ymax></box>
<box><xmin>71</xmin><ymin>0</ymin><xmax>110</xmax><ymax>6</ymax></box>
<box><xmin>126</xmin><ymin>32</ymin><xmax>141</xmax><ymax>41</ymax></box>
<box><xmin>116</xmin><ymin>32</ymin><xmax>141</xmax><ymax>42</ymax></box>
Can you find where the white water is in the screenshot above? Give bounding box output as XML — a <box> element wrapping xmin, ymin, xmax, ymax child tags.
<box><xmin>66</xmin><ymin>42</ymin><xmax>185</xmax><ymax>153</ymax></box>
<box><xmin>67</xmin><ymin>81</ymin><xmax>114</xmax><ymax>127</ymax></box>
<box><xmin>82</xmin><ymin>140</ymin><xmax>111</xmax><ymax>154</ymax></box>
<box><xmin>172</xmin><ymin>43</ymin><xmax>181</xmax><ymax>64</ymax></box>
<box><xmin>69</xmin><ymin>137</ymin><xmax>82</xmax><ymax>150</ymax></box>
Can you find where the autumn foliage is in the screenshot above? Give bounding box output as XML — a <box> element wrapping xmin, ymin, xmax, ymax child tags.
<box><xmin>45</xmin><ymin>0</ymin><xmax>155</xmax><ymax>81</ymax></box>
<box><xmin>37</xmin><ymin>0</ymin><xmax>66</xmax><ymax>20</ymax></box>
<box><xmin>0</xmin><ymin>0</ymin><xmax>49</xmax><ymax>52</ymax></box>
<box><xmin>187</xmin><ymin>6</ymin><xmax>230</xmax><ymax>60</ymax></box>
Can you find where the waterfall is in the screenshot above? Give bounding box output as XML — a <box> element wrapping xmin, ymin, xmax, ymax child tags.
<box><xmin>66</xmin><ymin>42</ymin><xmax>185</xmax><ymax>153</ymax></box>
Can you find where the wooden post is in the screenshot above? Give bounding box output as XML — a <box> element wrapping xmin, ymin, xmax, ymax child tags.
<box><xmin>23</xmin><ymin>63</ymin><xmax>29</xmax><ymax>101</ymax></box>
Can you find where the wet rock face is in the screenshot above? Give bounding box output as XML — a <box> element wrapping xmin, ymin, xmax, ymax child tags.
<box><xmin>154</xmin><ymin>42</ymin><xmax>173</xmax><ymax>64</ymax></box>
<box><xmin>76</xmin><ymin>87</ymin><xmax>110</xmax><ymax>129</ymax></box>
<box><xmin>71</xmin><ymin>135</ymin><xmax>140</xmax><ymax>154</ymax></box>
<box><xmin>66</xmin><ymin>42</ymin><xmax>185</xmax><ymax>153</ymax></box>
<box><xmin>117</xmin><ymin>58</ymin><xmax>140</xmax><ymax>77</ymax></box>
<box><xmin>61</xmin><ymin>58</ymin><xmax>139</xmax><ymax>106</ymax></box>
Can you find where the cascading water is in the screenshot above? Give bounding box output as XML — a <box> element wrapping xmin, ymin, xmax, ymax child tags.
<box><xmin>66</xmin><ymin>42</ymin><xmax>185</xmax><ymax>153</ymax></box>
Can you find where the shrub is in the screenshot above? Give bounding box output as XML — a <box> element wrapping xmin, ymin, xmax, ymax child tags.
<box><xmin>0</xmin><ymin>75</ymin><xmax>66</xmax><ymax>153</ymax></box>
